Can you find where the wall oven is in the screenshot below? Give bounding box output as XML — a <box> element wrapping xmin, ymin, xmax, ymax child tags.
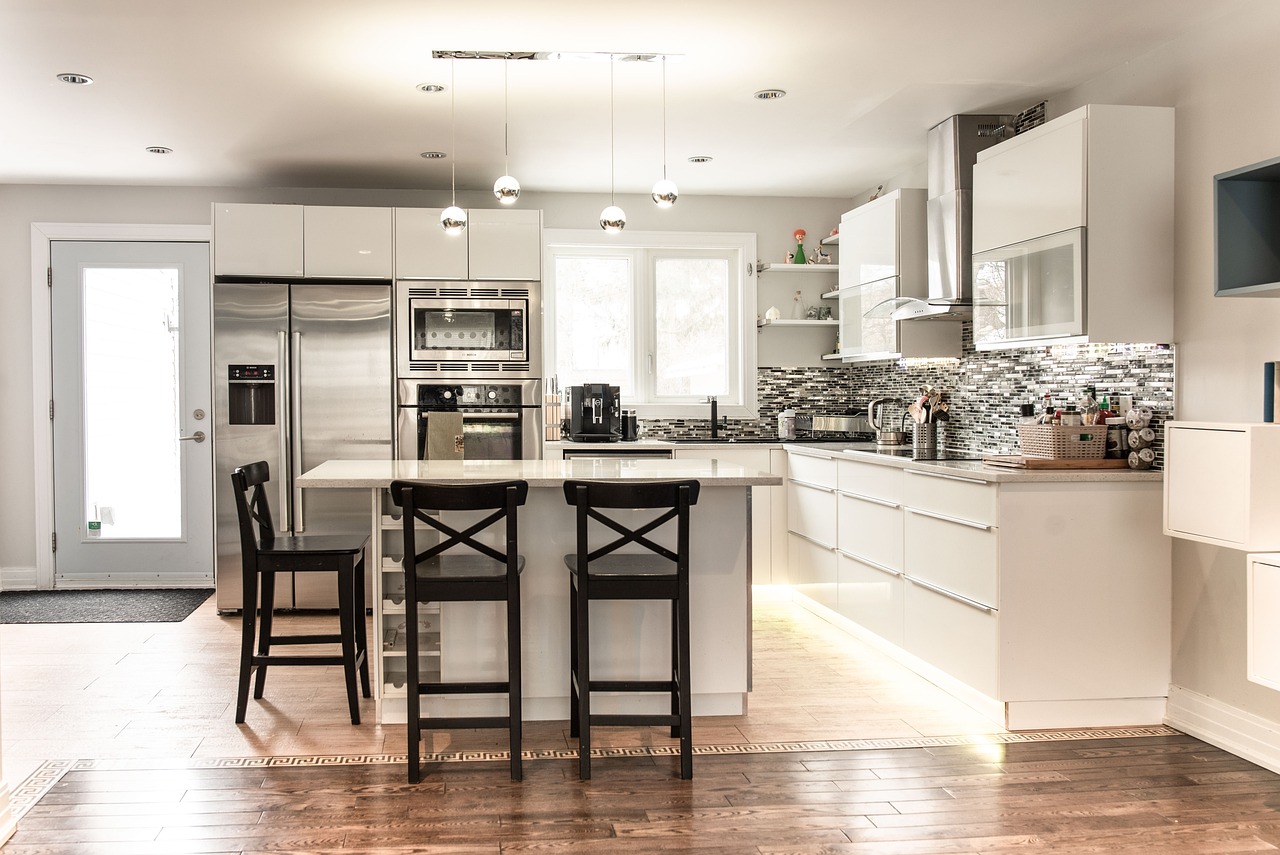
<box><xmin>396</xmin><ymin>280</ymin><xmax>541</xmax><ymax>378</ymax></box>
<box><xmin>396</xmin><ymin>379</ymin><xmax>543</xmax><ymax>461</ymax></box>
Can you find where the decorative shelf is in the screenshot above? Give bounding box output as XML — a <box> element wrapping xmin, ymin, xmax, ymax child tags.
<box><xmin>1215</xmin><ymin>155</ymin><xmax>1280</xmax><ymax>297</ymax></box>
<box><xmin>757</xmin><ymin>319</ymin><xmax>839</xmax><ymax>328</ymax></box>
<box><xmin>821</xmin><ymin>352</ymin><xmax>844</xmax><ymax>361</ymax></box>
<box><xmin>821</xmin><ymin>288</ymin><xmax>840</xmax><ymax>300</ymax></box>
<box><xmin>758</xmin><ymin>263</ymin><xmax>839</xmax><ymax>273</ymax></box>
<box><xmin>821</xmin><ymin>234</ymin><xmax>840</xmax><ymax>245</ymax></box>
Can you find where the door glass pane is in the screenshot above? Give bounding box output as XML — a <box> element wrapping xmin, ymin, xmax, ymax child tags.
<box><xmin>553</xmin><ymin>256</ymin><xmax>634</xmax><ymax>394</ymax></box>
<box><xmin>654</xmin><ymin>257</ymin><xmax>729</xmax><ymax>396</ymax></box>
<box><xmin>82</xmin><ymin>266</ymin><xmax>182</xmax><ymax>539</ymax></box>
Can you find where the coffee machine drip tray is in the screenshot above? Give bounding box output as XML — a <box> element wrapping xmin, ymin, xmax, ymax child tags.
<box><xmin>567</xmin><ymin>433</ymin><xmax>621</xmax><ymax>443</ymax></box>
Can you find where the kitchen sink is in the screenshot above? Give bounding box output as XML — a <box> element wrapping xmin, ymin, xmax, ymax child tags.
<box><xmin>663</xmin><ymin>437</ymin><xmax>782</xmax><ymax>444</ymax></box>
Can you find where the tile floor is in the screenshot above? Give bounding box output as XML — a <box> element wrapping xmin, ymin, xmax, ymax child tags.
<box><xmin>0</xmin><ymin>586</ymin><xmax>1008</xmax><ymax>791</ymax></box>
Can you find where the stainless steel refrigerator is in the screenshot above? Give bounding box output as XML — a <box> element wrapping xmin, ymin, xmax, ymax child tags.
<box><xmin>213</xmin><ymin>281</ymin><xmax>391</xmax><ymax>611</ymax></box>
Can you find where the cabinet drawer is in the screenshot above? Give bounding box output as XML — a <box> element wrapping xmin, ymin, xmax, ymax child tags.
<box><xmin>789</xmin><ymin>532</ymin><xmax>837</xmax><ymax>612</ymax></box>
<box><xmin>903</xmin><ymin>577</ymin><xmax>998</xmax><ymax>698</ymax></box>
<box><xmin>787</xmin><ymin>452</ymin><xmax>837</xmax><ymax>489</ymax></box>
<box><xmin>903</xmin><ymin>509</ymin><xmax>998</xmax><ymax>607</ymax></box>
<box><xmin>837</xmin><ymin>552</ymin><xmax>903</xmax><ymax>645</ymax></box>
<box><xmin>838</xmin><ymin>458</ymin><xmax>903</xmax><ymax>503</ymax></box>
<box><xmin>788</xmin><ymin>480</ymin><xmax>837</xmax><ymax>544</ymax></box>
<box><xmin>903</xmin><ymin>469</ymin><xmax>997</xmax><ymax>526</ymax></box>
<box><xmin>837</xmin><ymin>491</ymin><xmax>902</xmax><ymax>572</ymax></box>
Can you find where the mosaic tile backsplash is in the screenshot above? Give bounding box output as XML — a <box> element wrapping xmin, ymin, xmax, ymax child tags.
<box><xmin>646</xmin><ymin>328</ymin><xmax>1175</xmax><ymax>468</ymax></box>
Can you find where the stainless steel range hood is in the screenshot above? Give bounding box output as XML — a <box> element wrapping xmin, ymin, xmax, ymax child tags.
<box><xmin>890</xmin><ymin>114</ymin><xmax>1013</xmax><ymax>321</ymax></box>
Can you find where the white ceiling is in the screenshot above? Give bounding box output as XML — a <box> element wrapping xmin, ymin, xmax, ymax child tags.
<box><xmin>0</xmin><ymin>0</ymin><xmax>1243</xmax><ymax>199</ymax></box>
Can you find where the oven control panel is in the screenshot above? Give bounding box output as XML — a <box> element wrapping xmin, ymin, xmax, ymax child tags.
<box><xmin>416</xmin><ymin>384</ymin><xmax>524</xmax><ymax>409</ymax></box>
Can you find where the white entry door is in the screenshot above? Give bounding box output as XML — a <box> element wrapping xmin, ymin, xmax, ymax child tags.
<box><xmin>50</xmin><ymin>241</ymin><xmax>214</xmax><ymax>586</ymax></box>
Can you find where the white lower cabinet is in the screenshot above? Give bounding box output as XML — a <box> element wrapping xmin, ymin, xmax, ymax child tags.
<box><xmin>787</xmin><ymin>449</ymin><xmax>1171</xmax><ymax>729</ymax></box>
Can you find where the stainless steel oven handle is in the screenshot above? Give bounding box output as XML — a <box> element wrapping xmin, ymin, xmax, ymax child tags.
<box><xmin>276</xmin><ymin>330</ymin><xmax>290</xmax><ymax>533</ymax></box>
<box><xmin>420</xmin><ymin>411</ymin><xmax>521</xmax><ymax>421</ymax></box>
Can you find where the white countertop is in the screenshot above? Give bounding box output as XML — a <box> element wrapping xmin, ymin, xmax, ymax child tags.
<box><xmin>297</xmin><ymin>458</ymin><xmax>783</xmax><ymax>489</ymax></box>
<box><xmin>785</xmin><ymin>442</ymin><xmax>1164</xmax><ymax>483</ymax></box>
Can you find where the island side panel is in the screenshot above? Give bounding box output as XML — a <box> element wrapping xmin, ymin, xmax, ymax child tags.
<box><xmin>375</xmin><ymin>484</ymin><xmax>751</xmax><ymax>724</ymax></box>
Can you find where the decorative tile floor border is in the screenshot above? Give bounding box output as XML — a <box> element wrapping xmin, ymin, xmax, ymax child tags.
<box><xmin>8</xmin><ymin>725</ymin><xmax>1181</xmax><ymax>819</ymax></box>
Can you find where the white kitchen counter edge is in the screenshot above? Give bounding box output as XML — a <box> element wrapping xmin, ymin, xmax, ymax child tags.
<box><xmin>297</xmin><ymin>458</ymin><xmax>783</xmax><ymax>489</ymax></box>
<box><xmin>785</xmin><ymin>443</ymin><xmax>1163</xmax><ymax>483</ymax></box>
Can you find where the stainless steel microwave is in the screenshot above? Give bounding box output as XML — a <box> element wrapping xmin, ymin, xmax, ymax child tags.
<box><xmin>395</xmin><ymin>280</ymin><xmax>541</xmax><ymax>377</ymax></box>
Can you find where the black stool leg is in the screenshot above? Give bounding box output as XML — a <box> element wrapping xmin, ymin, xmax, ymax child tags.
<box><xmin>508</xmin><ymin>578</ymin><xmax>523</xmax><ymax>781</ymax></box>
<box><xmin>337</xmin><ymin>561</ymin><xmax>362</xmax><ymax>725</ymax></box>
<box><xmin>575</xmin><ymin>577</ymin><xmax>592</xmax><ymax>780</ymax></box>
<box><xmin>354</xmin><ymin>553</ymin><xmax>371</xmax><ymax>698</ymax></box>
<box><xmin>670</xmin><ymin>598</ymin><xmax>680</xmax><ymax>738</ymax></box>
<box><xmin>235</xmin><ymin>569</ymin><xmax>259</xmax><ymax>723</ymax></box>
<box><xmin>677</xmin><ymin>588</ymin><xmax>693</xmax><ymax>780</ymax></box>
<box><xmin>568</xmin><ymin>576</ymin><xmax>580</xmax><ymax>739</ymax></box>
<box><xmin>253</xmin><ymin>570</ymin><xmax>277</xmax><ymax>700</ymax></box>
<box><xmin>406</xmin><ymin>582</ymin><xmax>421</xmax><ymax>784</ymax></box>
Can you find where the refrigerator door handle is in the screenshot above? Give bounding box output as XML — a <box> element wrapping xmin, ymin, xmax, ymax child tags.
<box><xmin>291</xmin><ymin>330</ymin><xmax>305</xmax><ymax>533</ymax></box>
<box><xmin>276</xmin><ymin>329</ymin><xmax>291</xmax><ymax>533</ymax></box>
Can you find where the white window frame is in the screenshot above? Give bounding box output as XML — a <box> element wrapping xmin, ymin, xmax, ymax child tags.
<box><xmin>543</xmin><ymin>229</ymin><xmax>757</xmax><ymax>419</ymax></box>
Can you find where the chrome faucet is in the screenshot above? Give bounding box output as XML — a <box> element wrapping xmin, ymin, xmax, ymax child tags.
<box><xmin>707</xmin><ymin>395</ymin><xmax>719</xmax><ymax>438</ymax></box>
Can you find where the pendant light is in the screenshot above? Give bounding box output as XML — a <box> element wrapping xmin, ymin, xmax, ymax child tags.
<box><xmin>651</xmin><ymin>55</ymin><xmax>678</xmax><ymax>208</ymax></box>
<box><xmin>440</xmin><ymin>58</ymin><xmax>467</xmax><ymax>235</ymax></box>
<box><xmin>493</xmin><ymin>58</ymin><xmax>521</xmax><ymax>205</ymax></box>
<box><xmin>600</xmin><ymin>57</ymin><xmax>626</xmax><ymax>232</ymax></box>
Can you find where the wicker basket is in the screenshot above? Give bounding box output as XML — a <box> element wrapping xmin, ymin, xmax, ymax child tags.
<box><xmin>1017</xmin><ymin>423</ymin><xmax>1107</xmax><ymax>459</ymax></box>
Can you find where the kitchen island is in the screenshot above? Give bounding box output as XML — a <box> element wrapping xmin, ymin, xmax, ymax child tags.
<box><xmin>298</xmin><ymin>458</ymin><xmax>782</xmax><ymax>725</ymax></box>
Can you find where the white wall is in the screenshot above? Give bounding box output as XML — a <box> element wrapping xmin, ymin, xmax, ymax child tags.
<box><xmin>0</xmin><ymin>184</ymin><xmax>850</xmax><ymax>577</ymax></box>
<box><xmin>1041</xmin><ymin>2</ymin><xmax>1280</xmax><ymax>729</ymax></box>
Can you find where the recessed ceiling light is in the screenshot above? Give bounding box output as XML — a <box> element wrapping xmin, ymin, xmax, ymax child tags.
<box><xmin>145</xmin><ymin>146</ymin><xmax>173</xmax><ymax>155</ymax></box>
<box><xmin>417</xmin><ymin>83</ymin><xmax>446</xmax><ymax>93</ymax></box>
<box><xmin>688</xmin><ymin>155</ymin><xmax>713</xmax><ymax>163</ymax></box>
<box><xmin>56</xmin><ymin>72</ymin><xmax>94</xmax><ymax>85</ymax></box>
<box><xmin>753</xmin><ymin>89</ymin><xmax>786</xmax><ymax>100</ymax></box>
<box><xmin>420</xmin><ymin>151</ymin><xmax>447</xmax><ymax>159</ymax></box>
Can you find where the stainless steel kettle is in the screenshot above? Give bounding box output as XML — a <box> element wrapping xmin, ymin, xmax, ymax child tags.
<box><xmin>868</xmin><ymin>398</ymin><xmax>907</xmax><ymax>445</ymax></box>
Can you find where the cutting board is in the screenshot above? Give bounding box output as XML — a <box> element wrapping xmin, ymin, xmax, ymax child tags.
<box><xmin>982</xmin><ymin>455</ymin><xmax>1129</xmax><ymax>470</ymax></box>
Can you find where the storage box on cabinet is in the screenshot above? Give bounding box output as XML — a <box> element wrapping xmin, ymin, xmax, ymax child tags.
<box><xmin>1164</xmin><ymin>422</ymin><xmax>1280</xmax><ymax>550</ymax></box>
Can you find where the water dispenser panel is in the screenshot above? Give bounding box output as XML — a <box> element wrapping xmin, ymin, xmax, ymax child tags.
<box><xmin>228</xmin><ymin>364</ymin><xmax>276</xmax><ymax>425</ymax></box>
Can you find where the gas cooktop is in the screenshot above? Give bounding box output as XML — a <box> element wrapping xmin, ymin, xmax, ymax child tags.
<box><xmin>847</xmin><ymin>446</ymin><xmax>981</xmax><ymax>461</ymax></box>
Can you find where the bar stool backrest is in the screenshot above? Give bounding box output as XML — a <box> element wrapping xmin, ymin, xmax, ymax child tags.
<box><xmin>562</xmin><ymin>479</ymin><xmax>701</xmax><ymax>568</ymax></box>
<box><xmin>390</xmin><ymin>480</ymin><xmax>529</xmax><ymax>573</ymax></box>
<box><xmin>231</xmin><ymin>461</ymin><xmax>277</xmax><ymax>559</ymax></box>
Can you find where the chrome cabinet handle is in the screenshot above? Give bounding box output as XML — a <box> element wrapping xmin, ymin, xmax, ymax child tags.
<box><xmin>904</xmin><ymin>468</ymin><xmax>989</xmax><ymax>486</ymax></box>
<box><xmin>835</xmin><ymin>548</ymin><xmax>901</xmax><ymax>577</ymax></box>
<box><xmin>789</xmin><ymin>530</ymin><xmax>836</xmax><ymax>551</ymax></box>
<box><xmin>905</xmin><ymin>575</ymin><xmax>995</xmax><ymax>613</ymax></box>
<box><xmin>789</xmin><ymin>478</ymin><xmax>835</xmax><ymax>494</ymax></box>
<box><xmin>291</xmin><ymin>330</ymin><xmax>304</xmax><ymax>533</ymax></box>
<box><xmin>905</xmin><ymin>506</ymin><xmax>992</xmax><ymax>531</ymax></box>
<box><xmin>838</xmin><ymin>490</ymin><xmax>899</xmax><ymax>509</ymax></box>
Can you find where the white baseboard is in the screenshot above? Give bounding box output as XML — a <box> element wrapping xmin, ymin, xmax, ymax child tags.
<box><xmin>0</xmin><ymin>567</ymin><xmax>38</xmax><ymax>591</ymax></box>
<box><xmin>1166</xmin><ymin>684</ymin><xmax>1280</xmax><ymax>775</ymax></box>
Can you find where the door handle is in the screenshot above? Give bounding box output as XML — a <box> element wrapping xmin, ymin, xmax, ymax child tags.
<box><xmin>177</xmin><ymin>430</ymin><xmax>206</xmax><ymax>443</ymax></box>
<box><xmin>291</xmin><ymin>330</ymin><xmax>304</xmax><ymax>533</ymax></box>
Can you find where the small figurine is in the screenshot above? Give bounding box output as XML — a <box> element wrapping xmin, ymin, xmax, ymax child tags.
<box><xmin>793</xmin><ymin>228</ymin><xmax>807</xmax><ymax>265</ymax></box>
<box><xmin>869</xmin><ymin>184</ymin><xmax>884</xmax><ymax>201</ymax></box>
<box><xmin>809</xmin><ymin>245</ymin><xmax>831</xmax><ymax>264</ymax></box>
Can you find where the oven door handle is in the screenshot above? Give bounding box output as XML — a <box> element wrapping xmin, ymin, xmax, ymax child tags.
<box><xmin>419</xmin><ymin>411</ymin><xmax>521</xmax><ymax>421</ymax></box>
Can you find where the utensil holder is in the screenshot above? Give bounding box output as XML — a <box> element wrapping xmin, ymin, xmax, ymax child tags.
<box><xmin>913</xmin><ymin>423</ymin><xmax>937</xmax><ymax>456</ymax></box>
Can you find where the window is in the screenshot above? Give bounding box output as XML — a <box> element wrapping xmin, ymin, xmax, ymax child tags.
<box><xmin>544</xmin><ymin>230</ymin><xmax>757</xmax><ymax>417</ymax></box>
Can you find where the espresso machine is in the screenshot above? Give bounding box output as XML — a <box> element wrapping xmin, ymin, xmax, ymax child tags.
<box><xmin>567</xmin><ymin>384</ymin><xmax>622</xmax><ymax>442</ymax></box>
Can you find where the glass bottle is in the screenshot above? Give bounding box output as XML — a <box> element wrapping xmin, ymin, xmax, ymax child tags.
<box><xmin>790</xmin><ymin>290</ymin><xmax>804</xmax><ymax>320</ymax></box>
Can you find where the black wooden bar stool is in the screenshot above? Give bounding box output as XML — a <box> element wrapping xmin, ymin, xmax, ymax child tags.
<box><xmin>231</xmin><ymin>461</ymin><xmax>371</xmax><ymax>724</ymax></box>
<box><xmin>562</xmin><ymin>478</ymin><xmax>701</xmax><ymax>780</ymax></box>
<box><xmin>390</xmin><ymin>479</ymin><xmax>528</xmax><ymax>783</ymax></box>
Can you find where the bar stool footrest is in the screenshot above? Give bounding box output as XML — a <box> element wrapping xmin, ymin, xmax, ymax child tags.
<box><xmin>592</xmin><ymin>713</ymin><xmax>680</xmax><ymax>727</ymax></box>
<box><xmin>264</xmin><ymin>633</ymin><xmax>344</xmax><ymax>646</ymax></box>
<box><xmin>415</xmin><ymin>715</ymin><xmax>516</xmax><ymax>730</ymax></box>
<box><xmin>588</xmin><ymin>679</ymin><xmax>677</xmax><ymax>693</ymax></box>
<box><xmin>252</xmin><ymin>654</ymin><xmax>349</xmax><ymax>667</ymax></box>
<box><xmin>417</xmin><ymin>681</ymin><xmax>511</xmax><ymax>695</ymax></box>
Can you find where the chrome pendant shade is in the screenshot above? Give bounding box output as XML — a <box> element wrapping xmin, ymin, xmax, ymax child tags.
<box><xmin>492</xmin><ymin>59</ymin><xmax>521</xmax><ymax>205</ymax></box>
<box><xmin>440</xmin><ymin>58</ymin><xmax>467</xmax><ymax>234</ymax></box>
<box><xmin>600</xmin><ymin>57</ymin><xmax>625</xmax><ymax>232</ymax></box>
<box><xmin>652</xmin><ymin>55</ymin><xmax>678</xmax><ymax>208</ymax></box>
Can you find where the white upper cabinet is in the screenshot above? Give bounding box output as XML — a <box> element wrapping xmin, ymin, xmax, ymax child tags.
<box><xmin>395</xmin><ymin>207</ymin><xmax>542</xmax><ymax>281</ymax></box>
<box><xmin>303</xmin><ymin>206</ymin><xmax>393</xmax><ymax>278</ymax></box>
<box><xmin>837</xmin><ymin>189</ymin><xmax>960</xmax><ymax>362</ymax></box>
<box><xmin>213</xmin><ymin>204</ymin><xmax>392</xmax><ymax>278</ymax></box>
<box><xmin>971</xmin><ymin>104</ymin><xmax>1174</xmax><ymax>349</ymax></box>
<box><xmin>213</xmin><ymin>203</ymin><xmax>304</xmax><ymax>277</ymax></box>
<box><xmin>394</xmin><ymin>208</ymin><xmax>468</xmax><ymax>280</ymax></box>
<box><xmin>971</xmin><ymin>115</ymin><xmax>1086</xmax><ymax>253</ymax></box>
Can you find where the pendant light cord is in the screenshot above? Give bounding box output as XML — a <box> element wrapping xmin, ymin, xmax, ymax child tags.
<box><xmin>661</xmin><ymin>55</ymin><xmax>668</xmax><ymax>182</ymax></box>
<box><xmin>609</xmin><ymin>56</ymin><xmax>616</xmax><ymax>206</ymax></box>
<box><xmin>450</xmin><ymin>58</ymin><xmax>457</xmax><ymax>206</ymax></box>
<box><xmin>503</xmin><ymin>59</ymin><xmax>510</xmax><ymax>174</ymax></box>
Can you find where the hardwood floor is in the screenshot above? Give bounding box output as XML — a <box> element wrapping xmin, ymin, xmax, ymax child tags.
<box><xmin>4</xmin><ymin>587</ymin><xmax>1277</xmax><ymax>852</ymax></box>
